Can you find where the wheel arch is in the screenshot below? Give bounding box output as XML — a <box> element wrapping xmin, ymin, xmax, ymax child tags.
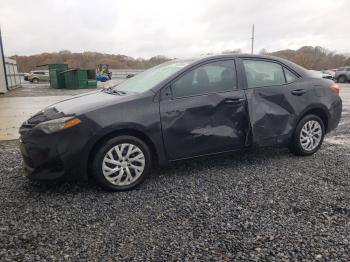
<box><xmin>86</xmin><ymin>128</ymin><xmax>159</xmax><ymax>177</ymax></box>
<box><xmin>298</xmin><ymin>106</ymin><xmax>329</xmax><ymax>132</ymax></box>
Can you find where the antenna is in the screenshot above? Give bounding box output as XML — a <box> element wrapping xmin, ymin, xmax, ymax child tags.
<box><xmin>251</xmin><ymin>24</ymin><xmax>255</xmax><ymax>54</ymax></box>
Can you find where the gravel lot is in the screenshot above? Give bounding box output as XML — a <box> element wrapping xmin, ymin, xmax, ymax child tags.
<box><xmin>1</xmin><ymin>85</ymin><xmax>350</xmax><ymax>261</ymax></box>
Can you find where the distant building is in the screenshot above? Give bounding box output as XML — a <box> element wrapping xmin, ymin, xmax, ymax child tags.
<box><xmin>5</xmin><ymin>58</ymin><xmax>21</xmax><ymax>90</ymax></box>
<box><xmin>0</xmin><ymin>30</ymin><xmax>21</xmax><ymax>93</ymax></box>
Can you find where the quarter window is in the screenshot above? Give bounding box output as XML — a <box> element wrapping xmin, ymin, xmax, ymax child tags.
<box><xmin>172</xmin><ymin>60</ymin><xmax>237</xmax><ymax>98</ymax></box>
<box><xmin>243</xmin><ymin>60</ymin><xmax>286</xmax><ymax>88</ymax></box>
<box><xmin>284</xmin><ymin>68</ymin><xmax>298</xmax><ymax>83</ymax></box>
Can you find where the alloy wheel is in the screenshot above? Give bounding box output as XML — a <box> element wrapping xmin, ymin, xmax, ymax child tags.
<box><xmin>102</xmin><ymin>143</ymin><xmax>145</xmax><ymax>186</ymax></box>
<box><xmin>299</xmin><ymin>120</ymin><xmax>322</xmax><ymax>151</ymax></box>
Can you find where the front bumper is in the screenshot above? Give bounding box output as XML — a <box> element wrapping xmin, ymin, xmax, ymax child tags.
<box><xmin>20</xmin><ymin>138</ymin><xmax>66</xmax><ymax>180</ymax></box>
<box><xmin>19</xmin><ymin>123</ymin><xmax>92</xmax><ymax>181</ymax></box>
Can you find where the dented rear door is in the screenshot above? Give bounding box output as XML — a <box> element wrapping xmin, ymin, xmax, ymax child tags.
<box><xmin>239</xmin><ymin>58</ymin><xmax>314</xmax><ymax>146</ymax></box>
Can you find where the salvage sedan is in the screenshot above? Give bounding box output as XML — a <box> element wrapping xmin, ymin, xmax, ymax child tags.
<box><xmin>19</xmin><ymin>55</ymin><xmax>342</xmax><ymax>191</ymax></box>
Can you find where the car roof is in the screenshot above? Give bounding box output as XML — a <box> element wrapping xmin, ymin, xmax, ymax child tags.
<box><xmin>181</xmin><ymin>54</ymin><xmax>310</xmax><ymax>77</ymax></box>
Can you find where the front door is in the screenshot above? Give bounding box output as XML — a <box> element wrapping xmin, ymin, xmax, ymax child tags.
<box><xmin>160</xmin><ymin>59</ymin><xmax>249</xmax><ymax>160</ymax></box>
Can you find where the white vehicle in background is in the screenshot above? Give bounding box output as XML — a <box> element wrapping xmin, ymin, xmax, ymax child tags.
<box><xmin>322</xmin><ymin>70</ymin><xmax>335</xmax><ymax>79</ymax></box>
<box><xmin>26</xmin><ymin>70</ymin><xmax>49</xmax><ymax>83</ymax></box>
<box><xmin>334</xmin><ymin>67</ymin><xmax>350</xmax><ymax>83</ymax></box>
<box><xmin>23</xmin><ymin>73</ymin><xmax>30</xmax><ymax>81</ymax></box>
<box><xmin>308</xmin><ymin>70</ymin><xmax>333</xmax><ymax>80</ymax></box>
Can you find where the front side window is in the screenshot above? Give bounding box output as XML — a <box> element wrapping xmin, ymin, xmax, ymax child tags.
<box><xmin>172</xmin><ymin>60</ymin><xmax>237</xmax><ymax>98</ymax></box>
<box><xmin>243</xmin><ymin>60</ymin><xmax>286</xmax><ymax>88</ymax></box>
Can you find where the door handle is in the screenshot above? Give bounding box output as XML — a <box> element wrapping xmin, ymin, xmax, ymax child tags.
<box><xmin>291</xmin><ymin>89</ymin><xmax>306</xmax><ymax>96</ymax></box>
<box><xmin>224</xmin><ymin>98</ymin><xmax>245</xmax><ymax>105</ymax></box>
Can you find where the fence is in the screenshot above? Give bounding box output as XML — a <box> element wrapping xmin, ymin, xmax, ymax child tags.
<box><xmin>5</xmin><ymin>58</ymin><xmax>21</xmax><ymax>90</ymax></box>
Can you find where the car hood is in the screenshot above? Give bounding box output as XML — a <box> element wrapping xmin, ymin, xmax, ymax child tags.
<box><xmin>27</xmin><ymin>90</ymin><xmax>145</xmax><ymax>125</ymax></box>
<box><xmin>54</xmin><ymin>90</ymin><xmax>150</xmax><ymax>115</ymax></box>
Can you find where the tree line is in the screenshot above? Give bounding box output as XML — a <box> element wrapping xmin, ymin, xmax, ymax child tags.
<box><xmin>264</xmin><ymin>46</ymin><xmax>350</xmax><ymax>70</ymax></box>
<box><xmin>11</xmin><ymin>51</ymin><xmax>170</xmax><ymax>73</ymax></box>
<box><xmin>10</xmin><ymin>46</ymin><xmax>350</xmax><ymax>73</ymax></box>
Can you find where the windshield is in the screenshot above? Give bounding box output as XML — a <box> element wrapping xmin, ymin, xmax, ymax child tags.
<box><xmin>113</xmin><ymin>59</ymin><xmax>196</xmax><ymax>93</ymax></box>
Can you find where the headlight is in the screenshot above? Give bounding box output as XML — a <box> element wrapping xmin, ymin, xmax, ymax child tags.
<box><xmin>36</xmin><ymin>117</ymin><xmax>81</xmax><ymax>134</ymax></box>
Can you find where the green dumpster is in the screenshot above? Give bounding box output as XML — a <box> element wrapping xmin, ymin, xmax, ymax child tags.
<box><xmin>48</xmin><ymin>64</ymin><xmax>68</xmax><ymax>71</ymax></box>
<box><xmin>48</xmin><ymin>64</ymin><xmax>68</xmax><ymax>89</ymax></box>
<box><xmin>62</xmin><ymin>69</ymin><xmax>96</xmax><ymax>89</ymax></box>
<box><xmin>87</xmin><ymin>80</ymin><xmax>97</xmax><ymax>87</ymax></box>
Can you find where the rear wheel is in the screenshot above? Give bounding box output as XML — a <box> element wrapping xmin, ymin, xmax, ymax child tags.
<box><xmin>289</xmin><ymin>115</ymin><xmax>325</xmax><ymax>156</ymax></box>
<box><xmin>32</xmin><ymin>78</ymin><xmax>39</xmax><ymax>84</ymax></box>
<box><xmin>338</xmin><ymin>75</ymin><xmax>347</xmax><ymax>83</ymax></box>
<box><xmin>92</xmin><ymin>136</ymin><xmax>151</xmax><ymax>191</ymax></box>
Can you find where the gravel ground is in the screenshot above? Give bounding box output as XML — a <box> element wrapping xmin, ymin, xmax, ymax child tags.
<box><xmin>1</xmin><ymin>88</ymin><xmax>350</xmax><ymax>261</ymax></box>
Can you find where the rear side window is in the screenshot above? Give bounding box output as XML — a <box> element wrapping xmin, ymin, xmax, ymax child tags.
<box><xmin>172</xmin><ymin>60</ymin><xmax>237</xmax><ymax>98</ymax></box>
<box><xmin>243</xmin><ymin>60</ymin><xmax>286</xmax><ymax>88</ymax></box>
<box><xmin>284</xmin><ymin>68</ymin><xmax>298</xmax><ymax>83</ymax></box>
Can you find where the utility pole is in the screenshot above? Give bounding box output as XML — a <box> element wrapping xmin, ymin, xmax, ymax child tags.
<box><xmin>251</xmin><ymin>24</ymin><xmax>255</xmax><ymax>54</ymax></box>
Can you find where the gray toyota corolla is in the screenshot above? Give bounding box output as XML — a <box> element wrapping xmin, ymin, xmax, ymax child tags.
<box><xmin>19</xmin><ymin>54</ymin><xmax>342</xmax><ymax>191</ymax></box>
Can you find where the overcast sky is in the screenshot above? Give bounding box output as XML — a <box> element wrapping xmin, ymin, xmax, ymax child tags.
<box><xmin>0</xmin><ymin>0</ymin><xmax>349</xmax><ymax>58</ymax></box>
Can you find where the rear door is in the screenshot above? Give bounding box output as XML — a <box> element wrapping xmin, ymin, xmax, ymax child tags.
<box><xmin>160</xmin><ymin>59</ymin><xmax>249</xmax><ymax>160</ymax></box>
<box><xmin>240</xmin><ymin>58</ymin><xmax>314</xmax><ymax>146</ymax></box>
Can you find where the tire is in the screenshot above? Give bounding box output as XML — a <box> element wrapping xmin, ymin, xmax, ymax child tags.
<box><xmin>91</xmin><ymin>135</ymin><xmax>151</xmax><ymax>191</ymax></box>
<box><xmin>289</xmin><ymin>114</ymin><xmax>325</xmax><ymax>156</ymax></box>
<box><xmin>338</xmin><ymin>75</ymin><xmax>347</xmax><ymax>83</ymax></box>
<box><xmin>32</xmin><ymin>78</ymin><xmax>39</xmax><ymax>84</ymax></box>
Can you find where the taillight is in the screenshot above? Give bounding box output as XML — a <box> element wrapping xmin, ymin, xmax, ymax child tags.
<box><xmin>330</xmin><ymin>83</ymin><xmax>340</xmax><ymax>95</ymax></box>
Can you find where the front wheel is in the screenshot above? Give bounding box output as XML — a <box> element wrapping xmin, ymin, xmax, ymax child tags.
<box><xmin>92</xmin><ymin>136</ymin><xmax>151</xmax><ymax>191</ymax></box>
<box><xmin>289</xmin><ymin>115</ymin><xmax>325</xmax><ymax>156</ymax></box>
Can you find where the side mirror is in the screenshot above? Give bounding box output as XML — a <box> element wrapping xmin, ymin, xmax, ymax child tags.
<box><xmin>160</xmin><ymin>85</ymin><xmax>173</xmax><ymax>100</ymax></box>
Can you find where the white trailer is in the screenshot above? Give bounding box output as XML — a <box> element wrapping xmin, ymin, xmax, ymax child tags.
<box><xmin>0</xmin><ymin>30</ymin><xmax>6</xmax><ymax>93</ymax></box>
<box><xmin>5</xmin><ymin>58</ymin><xmax>21</xmax><ymax>90</ymax></box>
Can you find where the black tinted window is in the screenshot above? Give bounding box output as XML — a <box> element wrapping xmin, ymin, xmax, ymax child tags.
<box><xmin>172</xmin><ymin>60</ymin><xmax>236</xmax><ymax>98</ymax></box>
<box><xmin>243</xmin><ymin>60</ymin><xmax>286</xmax><ymax>88</ymax></box>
